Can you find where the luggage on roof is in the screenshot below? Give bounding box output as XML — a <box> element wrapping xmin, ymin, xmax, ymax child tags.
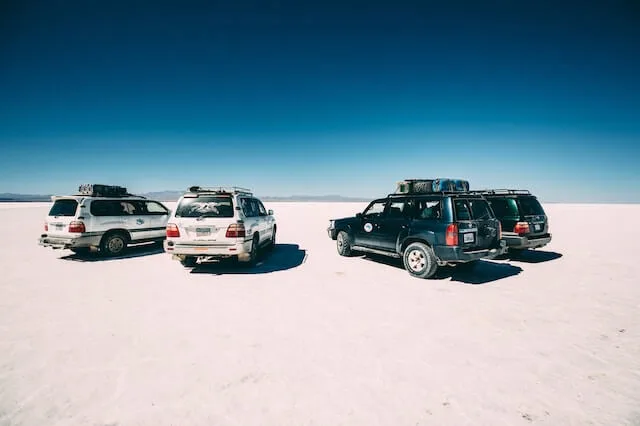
<box><xmin>78</xmin><ymin>184</ymin><xmax>129</xmax><ymax>197</ymax></box>
<box><xmin>395</xmin><ymin>178</ymin><xmax>470</xmax><ymax>194</ymax></box>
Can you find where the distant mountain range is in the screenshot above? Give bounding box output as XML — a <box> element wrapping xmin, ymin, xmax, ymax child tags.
<box><xmin>0</xmin><ymin>191</ymin><xmax>370</xmax><ymax>203</ymax></box>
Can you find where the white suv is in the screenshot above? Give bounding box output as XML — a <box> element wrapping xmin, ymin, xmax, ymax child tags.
<box><xmin>39</xmin><ymin>184</ymin><xmax>171</xmax><ymax>256</ymax></box>
<box><xmin>164</xmin><ymin>186</ymin><xmax>276</xmax><ymax>267</ymax></box>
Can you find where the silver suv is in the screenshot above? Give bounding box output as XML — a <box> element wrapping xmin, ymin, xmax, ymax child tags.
<box><xmin>164</xmin><ymin>186</ymin><xmax>276</xmax><ymax>267</ymax></box>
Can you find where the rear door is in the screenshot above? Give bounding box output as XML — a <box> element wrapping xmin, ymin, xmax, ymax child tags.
<box><xmin>46</xmin><ymin>198</ymin><xmax>81</xmax><ymax>237</ymax></box>
<box><xmin>87</xmin><ymin>200</ymin><xmax>128</xmax><ymax>236</ymax></box>
<box><xmin>173</xmin><ymin>195</ymin><xmax>236</xmax><ymax>242</ymax></box>
<box><xmin>517</xmin><ymin>196</ymin><xmax>548</xmax><ymax>236</ymax></box>
<box><xmin>454</xmin><ymin>198</ymin><xmax>500</xmax><ymax>250</ymax></box>
<box><xmin>486</xmin><ymin>197</ymin><xmax>519</xmax><ymax>233</ymax></box>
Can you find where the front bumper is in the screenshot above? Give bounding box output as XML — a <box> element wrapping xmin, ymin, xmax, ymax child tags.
<box><xmin>164</xmin><ymin>239</ymin><xmax>253</xmax><ymax>260</ymax></box>
<box><xmin>503</xmin><ymin>233</ymin><xmax>552</xmax><ymax>250</ymax></box>
<box><xmin>435</xmin><ymin>239</ymin><xmax>507</xmax><ymax>263</ymax></box>
<box><xmin>38</xmin><ymin>234</ymin><xmax>102</xmax><ymax>250</ymax></box>
<box><xmin>327</xmin><ymin>227</ymin><xmax>337</xmax><ymax>240</ymax></box>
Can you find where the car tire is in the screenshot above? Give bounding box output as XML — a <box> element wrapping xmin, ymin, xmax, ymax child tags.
<box><xmin>336</xmin><ymin>231</ymin><xmax>353</xmax><ymax>257</ymax></box>
<box><xmin>180</xmin><ymin>256</ymin><xmax>198</xmax><ymax>267</ymax></box>
<box><xmin>402</xmin><ymin>242</ymin><xmax>438</xmax><ymax>279</ymax></box>
<box><xmin>100</xmin><ymin>232</ymin><xmax>128</xmax><ymax>257</ymax></box>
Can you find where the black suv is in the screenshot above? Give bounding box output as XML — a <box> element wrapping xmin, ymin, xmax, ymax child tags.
<box><xmin>327</xmin><ymin>191</ymin><xmax>507</xmax><ymax>279</ymax></box>
<box><xmin>469</xmin><ymin>189</ymin><xmax>552</xmax><ymax>253</ymax></box>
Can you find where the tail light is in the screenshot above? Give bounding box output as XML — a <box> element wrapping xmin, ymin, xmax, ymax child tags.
<box><xmin>514</xmin><ymin>222</ymin><xmax>530</xmax><ymax>236</ymax></box>
<box><xmin>68</xmin><ymin>221</ymin><xmax>85</xmax><ymax>233</ymax></box>
<box><xmin>226</xmin><ymin>223</ymin><xmax>246</xmax><ymax>238</ymax></box>
<box><xmin>166</xmin><ymin>223</ymin><xmax>180</xmax><ymax>238</ymax></box>
<box><xmin>44</xmin><ymin>222</ymin><xmax>48</xmax><ymax>231</ymax></box>
<box><xmin>445</xmin><ymin>223</ymin><xmax>458</xmax><ymax>246</ymax></box>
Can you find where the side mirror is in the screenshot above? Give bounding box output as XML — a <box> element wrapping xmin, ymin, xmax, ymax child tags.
<box><xmin>356</xmin><ymin>212</ymin><xmax>363</xmax><ymax>219</ymax></box>
<box><xmin>268</xmin><ymin>209</ymin><xmax>274</xmax><ymax>215</ymax></box>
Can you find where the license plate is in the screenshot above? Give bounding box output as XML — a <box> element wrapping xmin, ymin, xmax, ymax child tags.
<box><xmin>462</xmin><ymin>232</ymin><xmax>475</xmax><ymax>243</ymax></box>
<box><xmin>534</xmin><ymin>224</ymin><xmax>542</xmax><ymax>232</ymax></box>
<box><xmin>195</xmin><ymin>247</ymin><xmax>209</xmax><ymax>251</ymax></box>
<box><xmin>195</xmin><ymin>228</ymin><xmax>211</xmax><ymax>236</ymax></box>
<box><xmin>55</xmin><ymin>224</ymin><xmax>64</xmax><ymax>230</ymax></box>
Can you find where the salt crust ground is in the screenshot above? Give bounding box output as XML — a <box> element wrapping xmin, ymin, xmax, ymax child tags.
<box><xmin>1</xmin><ymin>202</ymin><xmax>639</xmax><ymax>426</ymax></box>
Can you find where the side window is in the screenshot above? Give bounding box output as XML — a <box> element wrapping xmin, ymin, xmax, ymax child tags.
<box><xmin>145</xmin><ymin>201</ymin><xmax>168</xmax><ymax>215</ymax></box>
<box><xmin>386</xmin><ymin>200</ymin><xmax>408</xmax><ymax>218</ymax></box>
<box><xmin>363</xmin><ymin>200</ymin><xmax>386</xmax><ymax>217</ymax></box>
<box><xmin>454</xmin><ymin>200</ymin><xmax>472</xmax><ymax>221</ymax></box>
<box><xmin>255</xmin><ymin>199</ymin><xmax>267</xmax><ymax>216</ymax></box>
<box><xmin>240</xmin><ymin>198</ymin><xmax>256</xmax><ymax>218</ymax></box>
<box><xmin>119</xmin><ymin>201</ymin><xmax>139</xmax><ymax>215</ymax></box>
<box><xmin>90</xmin><ymin>200</ymin><xmax>122</xmax><ymax>216</ymax></box>
<box><xmin>414</xmin><ymin>199</ymin><xmax>442</xmax><ymax>220</ymax></box>
<box><xmin>488</xmin><ymin>199</ymin><xmax>519</xmax><ymax>219</ymax></box>
<box><xmin>469</xmin><ymin>199</ymin><xmax>493</xmax><ymax>220</ymax></box>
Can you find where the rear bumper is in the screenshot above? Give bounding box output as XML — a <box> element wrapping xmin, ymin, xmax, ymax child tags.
<box><xmin>435</xmin><ymin>239</ymin><xmax>507</xmax><ymax>263</ymax></box>
<box><xmin>164</xmin><ymin>239</ymin><xmax>253</xmax><ymax>260</ymax></box>
<box><xmin>38</xmin><ymin>234</ymin><xmax>102</xmax><ymax>250</ymax></box>
<box><xmin>503</xmin><ymin>233</ymin><xmax>552</xmax><ymax>250</ymax></box>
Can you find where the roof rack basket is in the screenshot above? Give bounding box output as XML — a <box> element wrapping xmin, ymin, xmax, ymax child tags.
<box><xmin>76</xmin><ymin>184</ymin><xmax>146</xmax><ymax>198</ymax></box>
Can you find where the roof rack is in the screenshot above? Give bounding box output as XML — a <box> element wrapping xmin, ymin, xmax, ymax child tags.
<box><xmin>387</xmin><ymin>191</ymin><xmax>480</xmax><ymax>197</ymax></box>
<box><xmin>75</xmin><ymin>184</ymin><xmax>147</xmax><ymax>199</ymax></box>
<box><xmin>467</xmin><ymin>189</ymin><xmax>531</xmax><ymax>195</ymax></box>
<box><xmin>187</xmin><ymin>186</ymin><xmax>253</xmax><ymax>196</ymax></box>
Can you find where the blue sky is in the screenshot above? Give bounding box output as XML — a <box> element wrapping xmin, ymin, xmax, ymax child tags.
<box><xmin>1</xmin><ymin>1</ymin><xmax>639</xmax><ymax>202</ymax></box>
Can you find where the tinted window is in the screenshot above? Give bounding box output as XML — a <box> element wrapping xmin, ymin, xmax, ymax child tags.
<box><xmin>90</xmin><ymin>200</ymin><xmax>144</xmax><ymax>216</ymax></box>
<box><xmin>454</xmin><ymin>200</ymin><xmax>471</xmax><ymax>220</ymax></box>
<box><xmin>240</xmin><ymin>197</ymin><xmax>257</xmax><ymax>217</ymax></box>
<box><xmin>413</xmin><ymin>199</ymin><xmax>442</xmax><ymax>220</ymax></box>
<box><xmin>519</xmin><ymin>197</ymin><xmax>545</xmax><ymax>216</ymax></box>
<box><xmin>468</xmin><ymin>199</ymin><xmax>493</xmax><ymax>220</ymax></box>
<box><xmin>387</xmin><ymin>200</ymin><xmax>409</xmax><ymax>218</ymax></box>
<box><xmin>253</xmin><ymin>199</ymin><xmax>267</xmax><ymax>216</ymax></box>
<box><xmin>175</xmin><ymin>196</ymin><xmax>234</xmax><ymax>218</ymax></box>
<box><xmin>488</xmin><ymin>198</ymin><xmax>519</xmax><ymax>219</ymax></box>
<box><xmin>49</xmin><ymin>199</ymin><xmax>78</xmax><ymax>217</ymax></box>
<box><xmin>363</xmin><ymin>200</ymin><xmax>386</xmax><ymax>217</ymax></box>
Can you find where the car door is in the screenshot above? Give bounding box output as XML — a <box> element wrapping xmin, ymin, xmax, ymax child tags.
<box><xmin>88</xmin><ymin>199</ymin><xmax>128</xmax><ymax>237</ymax></box>
<box><xmin>375</xmin><ymin>198</ymin><xmax>411</xmax><ymax>251</ymax></box>
<box><xmin>353</xmin><ymin>199</ymin><xmax>388</xmax><ymax>248</ymax></box>
<box><xmin>255</xmin><ymin>199</ymin><xmax>274</xmax><ymax>241</ymax></box>
<box><xmin>141</xmin><ymin>200</ymin><xmax>170</xmax><ymax>239</ymax></box>
<box><xmin>240</xmin><ymin>197</ymin><xmax>261</xmax><ymax>242</ymax></box>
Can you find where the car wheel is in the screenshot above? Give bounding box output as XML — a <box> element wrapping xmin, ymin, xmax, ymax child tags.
<box><xmin>336</xmin><ymin>231</ymin><xmax>353</xmax><ymax>256</ymax></box>
<box><xmin>180</xmin><ymin>256</ymin><xmax>198</xmax><ymax>267</ymax></box>
<box><xmin>100</xmin><ymin>232</ymin><xmax>128</xmax><ymax>257</ymax></box>
<box><xmin>402</xmin><ymin>242</ymin><xmax>438</xmax><ymax>279</ymax></box>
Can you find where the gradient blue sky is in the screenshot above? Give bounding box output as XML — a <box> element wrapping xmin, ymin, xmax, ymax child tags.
<box><xmin>1</xmin><ymin>0</ymin><xmax>639</xmax><ymax>202</ymax></box>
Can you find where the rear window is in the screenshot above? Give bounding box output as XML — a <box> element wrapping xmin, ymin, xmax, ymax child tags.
<box><xmin>454</xmin><ymin>199</ymin><xmax>472</xmax><ymax>220</ymax></box>
<box><xmin>488</xmin><ymin>198</ymin><xmax>519</xmax><ymax>220</ymax></box>
<box><xmin>468</xmin><ymin>199</ymin><xmax>494</xmax><ymax>220</ymax></box>
<box><xmin>48</xmin><ymin>199</ymin><xmax>78</xmax><ymax>217</ymax></box>
<box><xmin>518</xmin><ymin>197</ymin><xmax>545</xmax><ymax>216</ymax></box>
<box><xmin>175</xmin><ymin>196</ymin><xmax>234</xmax><ymax>218</ymax></box>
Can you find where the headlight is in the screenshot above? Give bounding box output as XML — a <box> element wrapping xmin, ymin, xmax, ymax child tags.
<box><xmin>329</xmin><ymin>220</ymin><xmax>335</xmax><ymax>229</ymax></box>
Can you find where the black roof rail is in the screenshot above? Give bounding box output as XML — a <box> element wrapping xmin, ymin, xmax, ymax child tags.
<box><xmin>387</xmin><ymin>191</ymin><xmax>481</xmax><ymax>197</ymax></box>
<box><xmin>187</xmin><ymin>186</ymin><xmax>253</xmax><ymax>196</ymax></box>
<box><xmin>467</xmin><ymin>189</ymin><xmax>531</xmax><ymax>195</ymax></box>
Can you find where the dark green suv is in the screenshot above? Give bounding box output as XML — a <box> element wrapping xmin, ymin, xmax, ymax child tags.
<box><xmin>470</xmin><ymin>189</ymin><xmax>552</xmax><ymax>253</ymax></box>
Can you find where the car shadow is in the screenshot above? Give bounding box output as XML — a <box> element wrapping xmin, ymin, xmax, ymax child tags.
<box><xmin>189</xmin><ymin>243</ymin><xmax>307</xmax><ymax>275</ymax></box>
<box><xmin>505</xmin><ymin>250</ymin><xmax>563</xmax><ymax>263</ymax></box>
<box><xmin>361</xmin><ymin>254</ymin><xmax>522</xmax><ymax>284</ymax></box>
<box><xmin>435</xmin><ymin>260</ymin><xmax>523</xmax><ymax>285</ymax></box>
<box><xmin>60</xmin><ymin>242</ymin><xmax>165</xmax><ymax>262</ymax></box>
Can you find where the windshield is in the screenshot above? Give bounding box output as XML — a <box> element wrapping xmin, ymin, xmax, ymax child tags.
<box><xmin>518</xmin><ymin>197</ymin><xmax>545</xmax><ymax>216</ymax></box>
<box><xmin>48</xmin><ymin>199</ymin><xmax>78</xmax><ymax>217</ymax></box>
<box><xmin>175</xmin><ymin>196</ymin><xmax>234</xmax><ymax>218</ymax></box>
